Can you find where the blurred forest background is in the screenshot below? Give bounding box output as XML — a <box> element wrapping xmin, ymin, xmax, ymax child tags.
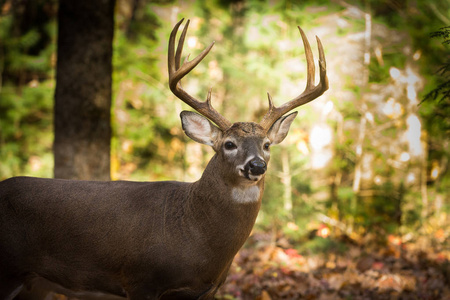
<box><xmin>1</xmin><ymin>0</ymin><xmax>449</xmax><ymax>299</ymax></box>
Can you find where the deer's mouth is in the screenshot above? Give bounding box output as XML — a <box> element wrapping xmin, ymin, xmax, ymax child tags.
<box><xmin>237</xmin><ymin>157</ymin><xmax>267</xmax><ymax>182</ymax></box>
<box><xmin>239</xmin><ymin>169</ymin><xmax>263</xmax><ymax>182</ymax></box>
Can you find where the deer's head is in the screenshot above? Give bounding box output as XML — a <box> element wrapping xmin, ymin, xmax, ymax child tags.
<box><xmin>168</xmin><ymin>19</ymin><xmax>328</xmax><ymax>186</ymax></box>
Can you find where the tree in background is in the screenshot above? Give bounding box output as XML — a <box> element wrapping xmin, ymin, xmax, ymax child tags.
<box><xmin>53</xmin><ymin>0</ymin><xmax>115</xmax><ymax>180</ymax></box>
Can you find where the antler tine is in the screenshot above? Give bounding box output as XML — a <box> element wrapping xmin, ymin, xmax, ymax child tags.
<box><xmin>175</xmin><ymin>19</ymin><xmax>189</xmax><ymax>70</ymax></box>
<box><xmin>316</xmin><ymin>36</ymin><xmax>328</xmax><ymax>89</ymax></box>
<box><xmin>168</xmin><ymin>19</ymin><xmax>232</xmax><ymax>130</ymax></box>
<box><xmin>299</xmin><ymin>27</ymin><xmax>315</xmax><ymax>90</ymax></box>
<box><xmin>259</xmin><ymin>27</ymin><xmax>329</xmax><ymax>131</ymax></box>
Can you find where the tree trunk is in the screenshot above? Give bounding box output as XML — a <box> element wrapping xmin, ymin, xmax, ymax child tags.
<box><xmin>54</xmin><ymin>0</ymin><xmax>115</xmax><ymax>180</ymax></box>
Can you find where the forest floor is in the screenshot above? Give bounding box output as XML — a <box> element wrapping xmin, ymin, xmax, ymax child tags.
<box><xmin>216</xmin><ymin>231</ymin><xmax>450</xmax><ymax>300</ymax></box>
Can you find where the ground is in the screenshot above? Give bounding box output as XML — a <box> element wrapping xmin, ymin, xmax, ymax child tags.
<box><xmin>216</xmin><ymin>231</ymin><xmax>450</xmax><ymax>300</ymax></box>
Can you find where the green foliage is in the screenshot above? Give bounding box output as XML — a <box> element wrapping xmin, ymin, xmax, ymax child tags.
<box><xmin>0</xmin><ymin>3</ymin><xmax>55</xmax><ymax>179</ymax></box>
<box><xmin>0</xmin><ymin>83</ymin><xmax>54</xmax><ymax>179</ymax></box>
<box><xmin>430</xmin><ymin>26</ymin><xmax>450</xmax><ymax>44</ymax></box>
<box><xmin>421</xmin><ymin>26</ymin><xmax>450</xmax><ymax>136</ymax></box>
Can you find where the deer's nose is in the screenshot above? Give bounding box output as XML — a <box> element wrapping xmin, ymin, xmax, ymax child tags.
<box><xmin>248</xmin><ymin>159</ymin><xmax>267</xmax><ymax>175</ymax></box>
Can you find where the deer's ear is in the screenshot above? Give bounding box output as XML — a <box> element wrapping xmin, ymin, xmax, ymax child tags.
<box><xmin>181</xmin><ymin>111</ymin><xmax>222</xmax><ymax>146</ymax></box>
<box><xmin>267</xmin><ymin>112</ymin><xmax>298</xmax><ymax>145</ymax></box>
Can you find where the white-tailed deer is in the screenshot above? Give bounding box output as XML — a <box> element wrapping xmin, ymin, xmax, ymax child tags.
<box><xmin>0</xmin><ymin>19</ymin><xmax>328</xmax><ymax>300</ymax></box>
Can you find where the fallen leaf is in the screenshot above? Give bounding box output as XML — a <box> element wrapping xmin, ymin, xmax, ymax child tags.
<box><xmin>256</xmin><ymin>290</ymin><xmax>272</xmax><ymax>300</ymax></box>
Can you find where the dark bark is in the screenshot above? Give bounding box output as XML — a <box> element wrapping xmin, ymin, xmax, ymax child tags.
<box><xmin>54</xmin><ymin>0</ymin><xmax>115</xmax><ymax>180</ymax></box>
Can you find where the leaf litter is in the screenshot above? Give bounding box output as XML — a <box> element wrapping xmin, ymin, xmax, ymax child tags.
<box><xmin>216</xmin><ymin>232</ymin><xmax>450</xmax><ymax>300</ymax></box>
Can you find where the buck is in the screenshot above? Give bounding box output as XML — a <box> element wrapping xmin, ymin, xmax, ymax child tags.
<box><xmin>0</xmin><ymin>19</ymin><xmax>328</xmax><ymax>300</ymax></box>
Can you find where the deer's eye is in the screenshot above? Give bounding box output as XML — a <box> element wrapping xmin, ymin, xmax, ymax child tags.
<box><xmin>264</xmin><ymin>142</ymin><xmax>271</xmax><ymax>150</ymax></box>
<box><xmin>224</xmin><ymin>141</ymin><xmax>237</xmax><ymax>150</ymax></box>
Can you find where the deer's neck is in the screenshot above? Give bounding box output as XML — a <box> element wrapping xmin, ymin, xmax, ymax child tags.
<box><xmin>188</xmin><ymin>154</ymin><xmax>263</xmax><ymax>243</ymax></box>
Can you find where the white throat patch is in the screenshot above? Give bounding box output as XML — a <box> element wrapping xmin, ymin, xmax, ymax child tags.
<box><xmin>231</xmin><ymin>186</ymin><xmax>261</xmax><ymax>203</ymax></box>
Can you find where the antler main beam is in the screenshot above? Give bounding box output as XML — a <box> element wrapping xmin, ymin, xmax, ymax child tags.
<box><xmin>168</xmin><ymin>18</ymin><xmax>232</xmax><ymax>130</ymax></box>
<box><xmin>259</xmin><ymin>27</ymin><xmax>329</xmax><ymax>131</ymax></box>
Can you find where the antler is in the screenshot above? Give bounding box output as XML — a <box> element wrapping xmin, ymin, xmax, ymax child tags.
<box><xmin>259</xmin><ymin>27</ymin><xmax>329</xmax><ymax>131</ymax></box>
<box><xmin>168</xmin><ymin>19</ymin><xmax>232</xmax><ymax>130</ymax></box>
